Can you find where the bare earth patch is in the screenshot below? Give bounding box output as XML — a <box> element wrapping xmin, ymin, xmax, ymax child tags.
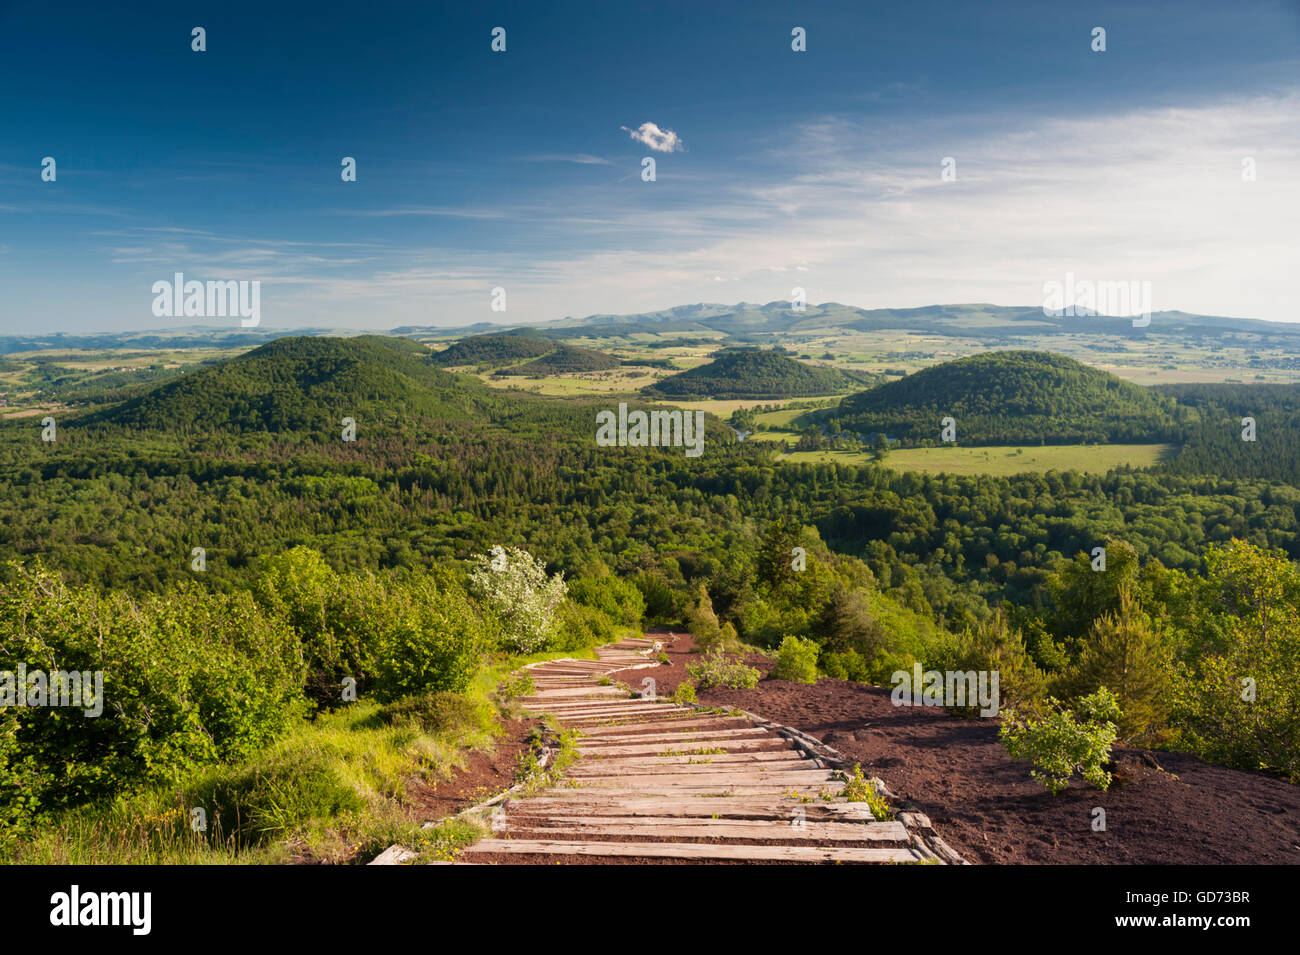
<box><xmin>610</xmin><ymin>632</ymin><xmax>1300</xmax><ymax>865</ymax></box>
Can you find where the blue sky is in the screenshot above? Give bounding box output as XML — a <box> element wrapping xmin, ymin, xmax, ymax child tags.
<box><xmin>1</xmin><ymin>0</ymin><xmax>1297</xmax><ymax>333</ymax></box>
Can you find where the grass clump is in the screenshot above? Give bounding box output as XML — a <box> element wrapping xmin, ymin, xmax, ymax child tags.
<box><xmin>840</xmin><ymin>764</ymin><xmax>893</xmax><ymax>820</ymax></box>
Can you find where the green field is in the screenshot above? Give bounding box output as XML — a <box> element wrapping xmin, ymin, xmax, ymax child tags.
<box><xmin>782</xmin><ymin>443</ymin><xmax>1173</xmax><ymax>475</ymax></box>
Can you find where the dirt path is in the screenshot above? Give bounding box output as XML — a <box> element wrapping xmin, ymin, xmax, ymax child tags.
<box><xmin>458</xmin><ymin>634</ymin><xmax>960</xmax><ymax>865</ymax></box>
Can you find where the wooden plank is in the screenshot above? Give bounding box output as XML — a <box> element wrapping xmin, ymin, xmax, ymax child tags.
<box><xmin>538</xmin><ymin>785</ymin><xmax>842</xmax><ymax>797</ymax></box>
<box><xmin>569</xmin><ymin>772</ymin><xmax>841</xmax><ymax>789</ymax></box>
<box><xmin>573</xmin><ymin>739</ymin><xmax>792</xmax><ymax>757</ymax></box>
<box><xmin>576</xmin><ymin>717</ymin><xmax>751</xmax><ymax>736</ymax></box>
<box><xmin>505</xmin><ymin>819</ymin><xmax>909</xmax><ymax>842</ymax></box>
<box><xmin>521</xmin><ymin>689</ymin><xmax>630</xmax><ymax>699</ymax></box>
<box><xmin>577</xmin><ymin>727</ymin><xmax>772</xmax><ymax>746</ymax></box>
<box><xmin>463</xmin><ymin>839</ymin><xmax>919</xmax><ymax>864</ymax></box>
<box><xmin>567</xmin><ymin>754</ymin><xmax>810</xmax><ymax>774</ymax></box>
<box><xmin>504</xmin><ymin>797</ymin><xmax>881</xmax><ymax>820</ymax></box>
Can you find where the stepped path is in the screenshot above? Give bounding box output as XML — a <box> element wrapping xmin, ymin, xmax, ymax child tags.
<box><xmin>460</xmin><ymin>634</ymin><xmax>962</xmax><ymax>865</ymax></box>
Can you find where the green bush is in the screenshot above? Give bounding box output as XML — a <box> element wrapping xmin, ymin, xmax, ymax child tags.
<box><xmin>687</xmin><ymin>648</ymin><xmax>760</xmax><ymax>690</ymax></box>
<box><xmin>1063</xmin><ymin>586</ymin><xmax>1170</xmax><ymax>740</ymax></box>
<box><xmin>821</xmin><ymin>648</ymin><xmax>869</xmax><ymax>682</ymax></box>
<box><xmin>772</xmin><ymin>636</ymin><xmax>819</xmax><ymax>684</ymax></box>
<box><xmin>550</xmin><ymin>600</ymin><xmax>617</xmax><ymax>652</ymax></box>
<box><xmin>253</xmin><ymin>549</ymin><xmax>489</xmax><ymax>705</ymax></box>
<box><xmin>567</xmin><ymin>576</ymin><xmax>645</xmax><ymax>628</ymax></box>
<box><xmin>671</xmin><ymin>680</ymin><xmax>697</xmax><ymax>703</ymax></box>
<box><xmin>0</xmin><ymin>564</ymin><xmax>306</xmax><ymax>819</ymax></box>
<box><xmin>364</xmin><ymin>574</ymin><xmax>491</xmax><ymax>703</ymax></box>
<box><xmin>378</xmin><ymin>691</ymin><xmax>487</xmax><ymax>736</ymax></box>
<box><xmin>999</xmin><ymin>688</ymin><xmax>1122</xmax><ymax>795</ymax></box>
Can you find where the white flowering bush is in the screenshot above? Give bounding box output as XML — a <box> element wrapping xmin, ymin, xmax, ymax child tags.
<box><xmin>468</xmin><ymin>546</ymin><xmax>567</xmax><ymax>653</ymax></box>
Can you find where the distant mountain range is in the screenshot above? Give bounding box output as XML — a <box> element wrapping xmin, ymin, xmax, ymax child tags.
<box><xmin>6</xmin><ymin>302</ymin><xmax>1299</xmax><ymax>354</ymax></box>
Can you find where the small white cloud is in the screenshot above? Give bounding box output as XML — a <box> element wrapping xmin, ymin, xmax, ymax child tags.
<box><xmin>621</xmin><ymin>122</ymin><xmax>684</xmax><ymax>153</ymax></box>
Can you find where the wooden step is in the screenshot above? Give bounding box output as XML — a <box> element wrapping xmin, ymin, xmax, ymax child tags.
<box><xmin>567</xmin><ymin>755</ymin><xmax>811</xmax><ymax>775</ymax></box>
<box><xmin>463</xmin><ymin>839</ymin><xmax>921</xmax><ymax>864</ymax></box>
<box><xmin>574</xmin><ymin>739</ymin><xmax>793</xmax><ymax>758</ymax></box>
<box><xmin>505</xmin><ymin>796</ymin><xmax>881</xmax><ymax>820</ymax></box>
<box><xmin>576</xmin><ymin>727</ymin><xmax>773</xmax><ymax>746</ymax></box>
<box><xmin>503</xmin><ymin>818</ymin><xmax>909</xmax><ymax>842</ymax></box>
<box><xmin>576</xmin><ymin>716</ymin><xmax>751</xmax><ymax>736</ymax></box>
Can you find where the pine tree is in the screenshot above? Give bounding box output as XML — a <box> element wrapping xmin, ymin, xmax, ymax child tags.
<box><xmin>1069</xmin><ymin>585</ymin><xmax>1170</xmax><ymax>740</ymax></box>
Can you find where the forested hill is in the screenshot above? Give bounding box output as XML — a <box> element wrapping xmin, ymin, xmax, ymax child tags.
<box><xmin>826</xmin><ymin>351</ymin><xmax>1180</xmax><ymax>445</ymax></box>
<box><xmin>83</xmin><ymin>336</ymin><xmax>499</xmax><ymax>433</ymax></box>
<box><xmin>430</xmin><ymin>333</ymin><xmax>556</xmax><ymax>367</ymax></box>
<box><xmin>644</xmin><ymin>347</ymin><xmax>866</xmax><ymax>399</ymax></box>
<box><xmin>497</xmin><ymin>342</ymin><xmax>621</xmax><ymax>375</ymax></box>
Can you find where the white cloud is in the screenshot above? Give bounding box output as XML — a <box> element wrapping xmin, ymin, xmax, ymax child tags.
<box><xmin>621</xmin><ymin>122</ymin><xmax>684</xmax><ymax>153</ymax></box>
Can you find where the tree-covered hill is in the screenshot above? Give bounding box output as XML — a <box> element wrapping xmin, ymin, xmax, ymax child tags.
<box><xmin>430</xmin><ymin>333</ymin><xmax>556</xmax><ymax>367</ymax></box>
<box><xmin>825</xmin><ymin>351</ymin><xmax>1181</xmax><ymax>445</ymax></box>
<box><xmin>644</xmin><ymin>347</ymin><xmax>866</xmax><ymax>399</ymax></box>
<box><xmin>84</xmin><ymin>336</ymin><xmax>495</xmax><ymax>433</ymax></box>
<box><xmin>496</xmin><ymin>342</ymin><xmax>622</xmax><ymax>375</ymax></box>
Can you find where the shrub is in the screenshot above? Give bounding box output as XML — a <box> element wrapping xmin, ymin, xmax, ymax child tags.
<box><xmin>687</xmin><ymin>648</ymin><xmax>760</xmax><ymax>690</ymax></box>
<box><xmin>193</xmin><ymin>753</ymin><xmax>365</xmax><ymax>849</ymax></box>
<box><xmin>498</xmin><ymin>672</ymin><xmax>536</xmax><ymax>701</ymax></box>
<box><xmin>567</xmin><ymin>576</ymin><xmax>645</xmax><ymax>628</ymax></box>
<box><xmin>821</xmin><ymin>648</ymin><xmax>869</xmax><ymax>682</ymax></box>
<box><xmin>999</xmin><ymin>688</ymin><xmax>1122</xmax><ymax>795</ymax></box>
<box><xmin>931</xmin><ymin>611</ymin><xmax>1046</xmax><ymax>718</ymax></box>
<box><xmin>772</xmin><ymin>636</ymin><xmax>819</xmax><ymax>684</ymax></box>
<box><xmin>467</xmin><ymin>547</ymin><xmax>567</xmax><ymax>653</ymax></box>
<box><xmin>1064</xmin><ymin>586</ymin><xmax>1171</xmax><ymax>740</ymax></box>
<box><xmin>252</xmin><ymin>547</ymin><xmax>362</xmax><ymax>702</ymax></box>
<box><xmin>550</xmin><ymin>600</ymin><xmax>617</xmax><ymax>652</ymax></box>
<box><xmin>365</xmin><ymin>574</ymin><xmax>492</xmax><ymax>703</ymax></box>
<box><xmin>671</xmin><ymin>680</ymin><xmax>697</xmax><ymax>704</ymax></box>
<box><xmin>839</xmin><ymin>764</ymin><xmax>892</xmax><ymax>820</ymax></box>
<box><xmin>0</xmin><ymin>564</ymin><xmax>306</xmax><ymax>818</ymax></box>
<box><xmin>378</xmin><ymin>691</ymin><xmax>487</xmax><ymax>736</ymax></box>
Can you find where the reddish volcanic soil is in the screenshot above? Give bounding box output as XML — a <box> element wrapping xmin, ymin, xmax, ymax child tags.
<box><xmin>607</xmin><ymin>631</ymin><xmax>1300</xmax><ymax>865</ymax></box>
<box><xmin>403</xmin><ymin>716</ymin><xmax>539</xmax><ymax>822</ymax></box>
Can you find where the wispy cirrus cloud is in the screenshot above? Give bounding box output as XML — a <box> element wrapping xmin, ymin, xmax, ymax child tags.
<box><xmin>517</xmin><ymin>153</ymin><xmax>612</xmax><ymax>165</ymax></box>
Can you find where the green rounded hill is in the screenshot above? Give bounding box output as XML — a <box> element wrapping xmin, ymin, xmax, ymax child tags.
<box><xmin>644</xmin><ymin>347</ymin><xmax>865</xmax><ymax>400</ymax></box>
<box><xmin>829</xmin><ymin>351</ymin><xmax>1179</xmax><ymax>445</ymax></box>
